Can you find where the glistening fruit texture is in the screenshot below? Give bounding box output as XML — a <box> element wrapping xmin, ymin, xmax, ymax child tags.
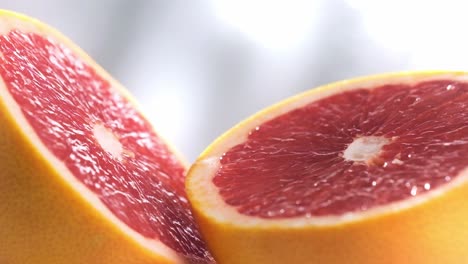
<box><xmin>0</xmin><ymin>10</ymin><xmax>211</xmax><ymax>264</ymax></box>
<box><xmin>187</xmin><ymin>72</ymin><xmax>468</xmax><ymax>264</ymax></box>
<box><xmin>3</xmin><ymin>8</ymin><xmax>468</xmax><ymax>264</ymax></box>
<box><xmin>214</xmin><ymin>80</ymin><xmax>465</xmax><ymax>217</ymax></box>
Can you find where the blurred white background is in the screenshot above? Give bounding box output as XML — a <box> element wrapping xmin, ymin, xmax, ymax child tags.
<box><xmin>2</xmin><ymin>0</ymin><xmax>466</xmax><ymax>161</ymax></box>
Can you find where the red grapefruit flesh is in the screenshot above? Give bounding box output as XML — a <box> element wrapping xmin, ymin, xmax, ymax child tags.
<box><xmin>187</xmin><ymin>72</ymin><xmax>468</xmax><ymax>263</ymax></box>
<box><xmin>214</xmin><ymin>80</ymin><xmax>466</xmax><ymax>217</ymax></box>
<box><xmin>0</xmin><ymin>11</ymin><xmax>212</xmax><ymax>263</ymax></box>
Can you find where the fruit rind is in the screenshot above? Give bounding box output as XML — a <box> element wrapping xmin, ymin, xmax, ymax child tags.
<box><xmin>0</xmin><ymin>9</ymin><xmax>186</xmax><ymax>264</ymax></box>
<box><xmin>187</xmin><ymin>71</ymin><xmax>468</xmax><ymax>264</ymax></box>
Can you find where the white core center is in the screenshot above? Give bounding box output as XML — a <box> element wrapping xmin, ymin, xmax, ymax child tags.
<box><xmin>343</xmin><ymin>136</ymin><xmax>390</xmax><ymax>162</ymax></box>
<box><xmin>93</xmin><ymin>123</ymin><xmax>123</xmax><ymax>159</ymax></box>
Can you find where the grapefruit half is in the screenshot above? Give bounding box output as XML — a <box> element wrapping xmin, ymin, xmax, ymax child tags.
<box><xmin>0</xmin><ymin>10</ymin><xmax>212</xmax><ymax>264</ymax></box>
<box><xmin>187</xmin><ymin>71</ymin><xmax>468</xmax><ymax>264</ymax></box>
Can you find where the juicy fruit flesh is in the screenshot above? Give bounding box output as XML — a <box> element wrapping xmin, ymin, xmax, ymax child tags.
<box><xmin>0</xmin><ymin>30</ymin><xmax>211</xmax><ymax>261</ymax></box>
<box><xmin>214</xmin><ymin>80</ymin><xmax>468</xmax><ymax>218</ymax></box>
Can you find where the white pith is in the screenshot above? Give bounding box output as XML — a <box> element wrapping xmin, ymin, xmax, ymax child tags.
<box><xmin>188</xmin><ymin>72</ymin><xmax>468</xmax><ymax>228</ymax></box>
<box><xmin>93</xmin><ymin>123</ymin><xmax>124</xmax><ymax>159</ymax></box>
<box><xmin>0</xmin><ymin>14</ymin><xmax>183</xmax><ymax>262</ymax></box>
<box><xmin>343</xmin><ymin>136</ymin><xmax>390</xmax><ymax>163</ymax></box>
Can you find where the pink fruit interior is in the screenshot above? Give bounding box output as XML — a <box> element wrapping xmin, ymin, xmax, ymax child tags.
<box><xmin>0</xmin><ymin>30</ymin><xmax>212</xmax><ymax>262</ymax></box>
<box><xmin>214</xmin><ymin>78</ymin><xmax>468</xmax><ymax>218</ymax></box>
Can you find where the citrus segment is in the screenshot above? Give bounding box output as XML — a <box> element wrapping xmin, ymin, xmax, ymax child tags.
<box><xmin>213</xmin><ymin>80</ymin><xmax>468</xmax><ymax>217</ymax></box>
<box><xmin>0</xmin><ymin>10</ymin><xmax>211</xmax><ymax>263</ymax></box>
<box><xmin>187</xmin><ymin>72</ymin><xmax>468</xmax><ymax>263</ymax></box>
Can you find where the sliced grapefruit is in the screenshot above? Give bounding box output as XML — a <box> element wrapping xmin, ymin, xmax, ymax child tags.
<box><xmin>187</xmin><ymin>71</ymin><xmax>468</xmax><ymax>264</ymax></box>
<box><xmin>0</xmin><ymin>10</ymin><xmax>212</xmax><ymax>264</ymax></box>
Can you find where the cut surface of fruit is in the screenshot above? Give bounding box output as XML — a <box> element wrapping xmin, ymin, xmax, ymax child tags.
<box><xmin>187</xmin><ymin>72</ymin><xmax>468</xmax><ymax>264</ymax></box>
<box><xmin>0</xmin><ymin>10</ymin><xmax>211</xmax><ymax>264</ymax></box>
<box><xmin>213</xmin><ymin>80</ymin><xmax>468</xmax><ymax>218</ymax></box>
